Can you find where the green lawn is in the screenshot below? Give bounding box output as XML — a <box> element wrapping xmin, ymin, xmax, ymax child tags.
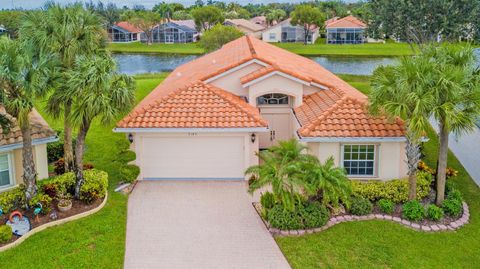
<box><xmin>106</xmin><ymin>41</ymin><xmax>415</xmax><ymax>57</ymax></box>
<box><xmin>107</xmin><ymin>42</ymin><xmax>205</xmax><ymax>55</ymax></box>
<box><xmin>1</xmin><ymin>73</ymin><xmax>478</xmax><ymax>268</ymax></box>
<box><xmin>276</xmin><ymin>75</ymin><xmax>480</xmax><ymax>268</ymax></box>
<box><xmin>0</xmin><ymin>73</ymin><xmax>167</xmax><ymax>269</ymax></box>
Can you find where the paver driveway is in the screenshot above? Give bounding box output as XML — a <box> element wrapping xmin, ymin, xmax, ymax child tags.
<box><xmin>124</xmin><ymin>180</ymin><xmax>291</xmax><ymax>269</ymax></box>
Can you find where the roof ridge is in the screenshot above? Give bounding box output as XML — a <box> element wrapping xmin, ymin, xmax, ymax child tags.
<box><xmin>204</xmin><ymin>83</ymin><xmax>267</xmax><ymax>126</ymax></box>
<box><xmin>245</xmin><ymin>35</ymin><xmax>257</xmax><ymax>58</ymax></box>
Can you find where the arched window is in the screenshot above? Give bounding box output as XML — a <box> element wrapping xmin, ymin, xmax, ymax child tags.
<box><xmin>257</xmin><ymin>93</ymin><xmax>289</xmax><ymax>105</ymax></box>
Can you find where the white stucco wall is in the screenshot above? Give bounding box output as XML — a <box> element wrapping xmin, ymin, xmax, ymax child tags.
<box><xmin>248</xmin><ymin>74</ymin><xmax>304</xmax><ymax>107</ymax></box>
<box><xmin>262</xmin><ymin>26</ymin><xmax>282</xmax><ymax>42</ymax></box>
<box><xmin>209</xmin><ymin>62</ymin><xmax>264</xmax><ymax>96</ymax></box>
<box><xmin>307</xmin><ymin>141</ymin><xmax>408</xmax><ymax>180</ymax></box>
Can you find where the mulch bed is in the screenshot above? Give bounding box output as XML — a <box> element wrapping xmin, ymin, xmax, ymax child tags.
<box><xmin>0</xmin><ymin>198</ymin><xmax>103</xmax><ymax>247</ymax></box>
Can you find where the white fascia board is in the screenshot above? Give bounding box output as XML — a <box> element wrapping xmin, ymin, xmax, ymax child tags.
<box><xmin>0</xmin><ymin>136</ymin><xmax>59</xmax><ymax>152</ymax></box>
<box><xmin>242</xmin><ymin>71</ymin><xmax>310</xmax><ymax>88</ymax></box>
<box><xmin>310</xmin><ymin>82</ymin><xmax>330</xmax><ymax>90</ymax></box>
<box><xmin>113</xmin><ymin>127</ymin><xmax>269</xmax><ymax>133</ymax></box>
<box><xmin>299</xmin><ymin>137</ymin><xmax>407</xmax><ymax>143</ymax></box>
<box><xmin>203</xmin><ymin>59</ymin><xmax>269</xmax><ymax>84</ymax></box>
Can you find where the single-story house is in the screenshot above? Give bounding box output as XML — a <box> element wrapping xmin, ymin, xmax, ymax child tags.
<box><xmin>225</xmin><ymin>19</ymin><xmax>265</xmax><ymax>39</ymax></box>
<box><xmin>107</xmin><ymin>21</ymin><xmax>143</xmax><ymax>43</ymax></box>
<box><xmin>0</xmin><ymin>108</ymin><xmax>57</xmax><ymax>192</ymax></box>
<box><xmin>325</xmin><ymin>15</ymin><xmax>366</xmax><ymax>44</ymax></box>
<box><xmin>144</xmin><ymin>20</ymin><xmax>198</xmax><ymax>44</ymax></box>
<box><xmin>115</xmin><ymin>36</ymin><xmax>407</xmax><ymax>181</ymax></box>
<box><xmin>262</xmin><ymin>19</ymin><xmax>319</xmax><ymax>44</ymax></box>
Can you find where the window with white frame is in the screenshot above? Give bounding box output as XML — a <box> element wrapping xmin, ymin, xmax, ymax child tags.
<box><xmin>269</xmin><ymin>33</ymin><xmax>276</xmax><ymax>40</ymax></box>
<box><xmin>342</xmin><ymin>145</ymin><xmax>376</xmax><ymax>176</ymax></box>
<box><xmin>0</xmin><ymin>154</ymin><xmax>12</xmax><ymax>187</ymax></box>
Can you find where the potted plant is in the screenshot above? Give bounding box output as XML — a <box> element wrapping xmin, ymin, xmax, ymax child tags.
<box><xmin>57</xmin><ymin>193</ymin><xmax>72</xmax><ymax>212</ymax></box>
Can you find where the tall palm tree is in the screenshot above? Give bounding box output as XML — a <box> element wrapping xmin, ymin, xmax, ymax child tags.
<box><xmin>246</xmin><ymin>139</ymin><xmax>317</xmax><ymax>211</ymax></box>
<box><xmin>422</xmin><ymin>45</ymin><xmax>480</xmax><ymax>204</ymax></box>
<box><xmin>369</xmin><ymin>57</ymin><xmax>434</xmax><ymax>200</ymax></box>
<box><xmin>65</xmin><ymin>53</ymin><xmax>135</xmax><ymax>198</ymax></box>
<box><xmin>20</xmin><ymin>3</ymin><xmax>105</xmax><ymax>173</ymax></box>
<box><xmin>0</xmin><ymin>39</ymin><xmax>53</xmax><ymax>202</ymax></box>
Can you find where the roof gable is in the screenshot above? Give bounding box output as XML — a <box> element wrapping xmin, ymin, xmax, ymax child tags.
<box><xmin>115</xmin><ymin>21</ymin><xmax>143</xmax><ymax>33</ymax></box>
<box><xmin>326</xmin><ymin>15</ymin><xmax>366</xmax><ymax>29</ymax></box>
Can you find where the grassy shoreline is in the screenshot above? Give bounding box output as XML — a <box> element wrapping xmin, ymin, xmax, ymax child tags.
<box><xmin>107</xmin><ymin>41</ymin><xmax>415</xmax><ymax>57</ymax></box>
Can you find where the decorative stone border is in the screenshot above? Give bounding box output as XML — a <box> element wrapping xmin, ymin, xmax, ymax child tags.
<box><xmin>0</xmin><ymin>193</ymin><xmax>108</xmax><ymax>252</ymax></box>
<box><xmin>254</xmin><ymin>202</ymin><xmax>470</xmax><ymax>236</ymax></box>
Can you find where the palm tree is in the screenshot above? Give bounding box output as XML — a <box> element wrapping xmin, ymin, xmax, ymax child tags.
<box><xmin>65</xmin><ymin>53</ymin><xmax>135</xmax><ymax>198</ymax></box>
<box><xmin>369</xmin><ymin>56</ymin><xmax>434</xmax><ymax>200</ymax></box>
<box><xmin>0</xmin><ymin>39</ymin><xmax>53</xmax><ymax>202</ymax></box>
<box><xmin>422</xmin><ymin>45</ymin><xmax>480</xmax><ymax>204</ymax></box>
<box><xmin>303</xmin><ymin>157</ymin><xmax>352</xmax><ymax>208</ymax></box>
<box><xmin>20</xmin><ymin>3</ymin><xmax>105</xmax><ymax>173</ymax></box>
<box><xmin>246</xmin><ymin>139</ymin><xmax>317</xmax><ymax>211</ymax></box>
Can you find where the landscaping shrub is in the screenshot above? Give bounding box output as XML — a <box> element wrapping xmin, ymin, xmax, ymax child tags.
<box><xmin>349</xmin><ymin>196</ymin><xmax>373</xmax><ymax>215</ymax></box>
<box><xmin>267</xmin><ymin>204</ymin><xmax>303</xmax><ymax>230</ymax></box>
<box><xmin>442</xmin><ymin>198</ymin><xmax>463</xmax><ymax>217</ymax></box>
<box><xmin>53</xmin><ymin>158</ymin><xmax>66</xmax><ymax>175</ymax></box>
<box><xmin>119</xmin><ymin>164</ymin><xmax>140</xmax><ymax>183</ymax></box>
<box><xmin>47</xmin><ymin>140</ymin><xmax>64</xmax><ymax>163</ymax></box>
<box><xmin>402</xmin><ymin>201</ymin><xmax>425</xmax><ymax>221</ymax></box>
<box><xmin>426</xmin><ymin>205</ymin><xmax>444</xmax><ymax>221</ymax></box>
<box><xmin>0</xmin><ymin>225</ymin><xmax>12</xmax><ymax>243</ymax></box>
<box><xmin>351</xmin><ymin>172</ymin><xmax>431</xmax><ymax>203</ymax></box>
<box><xmin>39</xmin><ymin>172</ymin><xmax>76</xmax><ymax>196</ymax></box>
<box><xmin>0</xmin><ymin>186</ymin><xmax>26</xmax><ymax>213</ymax></box>
<box><xmin>377</xmin><ymin>199</ymin><xmax>394</xmax><ymax>214</ymax></box>
<box><xmin>117</xmin><ymin>149</ymin><xmax>136</xmax><ymax>163</ymax></box>
<box><xmin>42</xmin><ymin>183</ymin><xmax>58</xmax><ymax>198</ymax></box>
<box><xmin>79</xmin><ymin>169</ymin><xmax>108</xmax><ymax>204</ymax></box>
<box><xmin>83</xmin><ymin>163</ymin><xmax>95</xmax><ymax>170</ymax></box>
<box><xmin>28</xmin><ymin>193</ymin><xmax>53</xmax><ymax>214</ymax></box>
<box><xmin>299</xmin><ymin>201</ymin><xmax>330</xmax><ymax>228</ymax></box>
<box><xmin>447</xmin><ymin>188</ymin><xmax>462</xmax><ymax>202</ymax></box>
<box><xmin>260</xmin><ymin>192</ymin><xmax>276</xmax><ymax>210</ymax></box>
<box><xmin>266</xmin><ymin>201</ymin><xmax>330</xmax><ymax>230</ymax></box>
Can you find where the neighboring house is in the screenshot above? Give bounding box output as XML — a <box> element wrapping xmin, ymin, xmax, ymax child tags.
<box><xmin>0</xmin><ymin>108</ymin><xmax>57</xmax><ymax>192</ymax></box>
<box><xmin>224</xmin><ymin>19</ymin><xmax>265</xmax><ymax>39</ymax></box>
<box><xmin>250</xmin><ymin>16</ymin><xmax>267</xmax><ymax>28</ymax></box>
<box><xmin>325</xmin><ymin>15</ymin><xmax>366</xmax><ymax>44</ymax></box>
<box><xmin>107</xmin><ymin>21</ymin><xmax>143</xmax><ymax>43</ymax></box>
<box><xmin>262</xmin><ymin>19</ymin><xmax>319</xmax><ymax>44</ymax></box>
<box><xmin>144</xmin><ymin>20</ymin><xmax>198</xmax><ymax>44</ymax></box>
<box><xmin>116</xmin><ymin>36</ymin><xmax>407</xmax><ymax>181</ymax></box>
<box><xmin>0</xmin><ymin>25</ymin><xmax>7</xmax><ymax>36</ymax></box>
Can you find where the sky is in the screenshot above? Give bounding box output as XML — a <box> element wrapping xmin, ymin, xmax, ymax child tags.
<box><xmin>1</xmin><ymin>0</ymin><xmax>358</xmax><ymax>10</ymax></box>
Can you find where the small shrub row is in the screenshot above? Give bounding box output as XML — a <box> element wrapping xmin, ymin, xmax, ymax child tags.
<box><xmin>442</xmin><ymin>188</ymin><xmax>463</xmax><ymax>217</ymax></box>
<box><xmin>402</xmin><ymin>201</ymin><xmax>425</xmax><ymax>221</ymax></box>
<box><xmin>351</xmin><ymin>172</ymin><xmax>432</xmax><ymax>203</ymax></box>
<box><xmin>0</xmin><ymin>186</ymin><xmax>26</xmax><ymax>213</ymax></box>
<box><xmin>119</xmin><ymin>164</ymin><xmax>140</xmax><ymax>183</ymax></box>
<box><xmin>377</xmin><ymin>199</ymin><xmax>394</xmax><ymax>214</ymax></box>
<box><xmin>266</xmin><ymin>201</ymin><xmax>330</xmax><ymax>230</ymax></box>
<box><xmin>79</xmin><ymin>169</ymin><xmax>108</xmax><ymax>204</ymax></box>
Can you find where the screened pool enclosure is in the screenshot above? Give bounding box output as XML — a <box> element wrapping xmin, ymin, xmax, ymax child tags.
<box><xmin>326</xmin><ymin>28</ymin><xmax>365</xmax><ymax>44</ymax></box>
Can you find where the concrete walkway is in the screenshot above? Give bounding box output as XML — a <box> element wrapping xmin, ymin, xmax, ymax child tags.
<box><xmin>430</xmin><ymin>120</ymin><xmax>480</xmax><ymax>186</ymax></box>
<box><xmin>124</xmin><ymin>181</ymin><xmax>291</xmax><ymax>269</ymax></box>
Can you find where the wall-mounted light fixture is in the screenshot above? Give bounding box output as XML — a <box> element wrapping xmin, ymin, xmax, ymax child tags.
<box><xmin>251</xmin><ymin>133</ymin><xmax>256</xmax><ymax>143</ymax></box>
<box><xmin>128</xmin><ymin>133</ymin><xmax>134</xmax><ymax>143</ymax></box>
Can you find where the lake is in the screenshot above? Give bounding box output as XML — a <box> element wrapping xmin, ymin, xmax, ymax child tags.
<box><xmin>113</xmin><ymin>48</ymin><xmax>480</xmax><ymax>76</ymax></box>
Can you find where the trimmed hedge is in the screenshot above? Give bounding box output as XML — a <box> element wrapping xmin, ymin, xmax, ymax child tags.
<box><xmin>266</xmin><ymin>201</ymin><xmax>330</xmax><ymax>230</ymax></box>
<box><xmin>119</xmin><ymin>164</ymin><xmax>140</xmax><ymax>183</ymax></box>
<box><xmin>351</xmin><ymin>172</ymin><xmax>432</xmax><ymax>203</ymax></box>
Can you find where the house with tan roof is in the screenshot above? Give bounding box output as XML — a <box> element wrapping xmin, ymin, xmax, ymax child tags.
<box><xmin>0</xmin><ymin>108</ymin><xmax>57</xmax><ymax>192</ymax></box>
<box><xmin>325</xmin><ymin>15</ymin><xmax>367</xmax><ymax>44</ymax></box>
<box><xmin>115</xmin><ymin>36</ymin><xmax>407</xmax><ymax>181</ymax></box>
<box><xmin>225</xmin><ymin>19</ymin><xmax>265</xmax><ymax>39</ymax></box>
<box><xmin>107</xmin><ymin>21</ymin><xmax>143</xmax><ymax>43</ymax></box>
<box><xmin>262</xmin><ymin>19</ymin><xmax>319</xmax><ymax>44</ymax></box>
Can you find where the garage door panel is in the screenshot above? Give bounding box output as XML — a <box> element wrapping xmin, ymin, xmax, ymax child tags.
<box><xmin>141</xmin><ymin>136</ymin><xmax>245</xmax><ymax>180</ymax></box>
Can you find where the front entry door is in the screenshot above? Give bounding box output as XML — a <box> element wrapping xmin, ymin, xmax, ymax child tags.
<box><xmin>259</xmin><ymin>113</ymin><xmax>292</xmax><ymax>149</ymax></box>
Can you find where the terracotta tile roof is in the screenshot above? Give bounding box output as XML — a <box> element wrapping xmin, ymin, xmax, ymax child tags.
<box><xmin>116</xmin><ymin>21</ymin><xmax>143</xmax><ymax>33</ymax></box>
<box><xmin>0</xmin><ymin>108</ymin><xmax>56</xmax><ymax>146</ymax></box>
<box><xmin>226</xmin><ymin>19</ymin><xmax>265</xmax><ymax>32</ymax></box>
<box><xmin>325</xmin><ymin>15</ymin><xmax>366</xmax><ymax>29</ymax></box>
<box><xmin>117</xmin><ymin>81</ymin><xmax>267</xmax><ymax>129</ymax></box>
<box><xmin>296</xmin><ymin>95</ymin><xmax>405</xmax><ymax>137</ymax></box>
<box><xmin>118</xmin><ymin>36</ymin><xmax>404</xmax><ymax>137</ymax></box>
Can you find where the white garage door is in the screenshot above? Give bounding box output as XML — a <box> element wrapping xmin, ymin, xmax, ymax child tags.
<box><xmin>141</xmin><ymin>136</ymin><xmax>245</xmax><ymax>180</ymax></box>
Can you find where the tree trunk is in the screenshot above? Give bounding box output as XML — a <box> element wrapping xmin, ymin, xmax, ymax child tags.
<box><xmin>405</xmin><ymin>134</ymin><xmax>421</xmax><ymax>200</ymax></box>
<box><xmin>436</xmin><ymin>121</ymin><xmax>449</xmax><ymax>205</ymax></box>
<box><xmin>20</xmin><ymin>122</ymin><xmax>37</xmax><ymax>204</ymax></box>
<box><xmin>74</xmin><ymin>118</ymin><xmax>91</xmax><ymax>199</ymax></box>
<box><xmin>63</xmin><ymin>102</ymin><xmax>74</xmax><ymax>172</ymax></box>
